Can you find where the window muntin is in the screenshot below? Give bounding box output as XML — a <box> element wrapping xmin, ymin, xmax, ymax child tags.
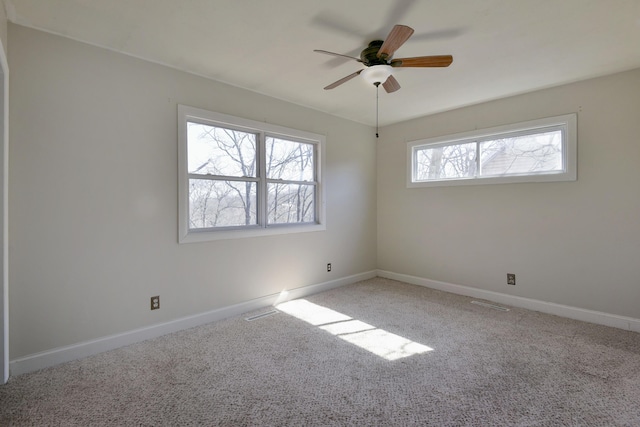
<box><xmin>408</xmin><ymin>114</ymin><xmax>577</xmax><ymax>187</ymax></box>
<box><xmin>178</xmin><ymin>105</ymin><xmax>325</xmax><ymax>242</ymax></box>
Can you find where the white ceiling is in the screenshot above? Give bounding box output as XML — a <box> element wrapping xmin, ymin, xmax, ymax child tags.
<box><xmin>5</xmin><ymin>0</ymin><xmax>640</xmax><ymax>126</ymax></box>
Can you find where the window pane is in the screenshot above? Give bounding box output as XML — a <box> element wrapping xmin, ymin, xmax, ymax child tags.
<box><xmin>189</xmin><ymin>179</ymin><xmax>257</xmax><ymax>228</ymax></box>
<box><xmin>187</xmin><ymin>122</ymin><xmax>257</xmax><ymax>178</ymax></box>
<box><xmin>480</xmin><ymin>130</ymin><xmax>562</xmax><ymax>176</ymax></box>
<box><xmin>266</xmin><ymin>137</ymin><xmax>314</xmax><ymax>181</ymax></box>
<box><xmin>267</xmin><ymin>183</ymin><xmax>315</xmax><ymax>224</ymax></box>
<box><xmin>414</xmin><ymin>143</ymin><xmax>476</xmax><ymax>181</ymax></box>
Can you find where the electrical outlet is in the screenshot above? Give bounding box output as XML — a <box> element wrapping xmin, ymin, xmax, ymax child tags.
<box><xmin>507</xmin><ymin>274</ymin><xmax>516</xmax><ymax>286</ymax></box>
<box><xmin>151</xmin><ymin>296</ymin><xmax>160</xmax><ymax>310</ymax></box>
<box><xmin>327</xmin><ymin>263</ymin><xmax>332</xmax><ymax>272</ymax></box>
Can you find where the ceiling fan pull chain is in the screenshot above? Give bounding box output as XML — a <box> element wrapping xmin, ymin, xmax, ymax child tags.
<box><xmin>375</xmin><ymin>82</ymin><xmax>380</xmax><ymax>138</ymax></box>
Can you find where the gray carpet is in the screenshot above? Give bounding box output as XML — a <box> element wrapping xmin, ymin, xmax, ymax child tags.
<box><xmin>1</xmin><ymin>277</ymin><xmax>639</xmax><ymax>426</ymax></box>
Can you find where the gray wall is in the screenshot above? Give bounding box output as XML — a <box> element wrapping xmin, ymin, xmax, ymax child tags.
<box><xmin>377</xmin><ymin>68</ymin><xmax>640</xmax><ymax>319</ymax></box>
<box><xmin>0</xmin><ymin>3</ymin><xmax>6</xmax><ymax>52</ymax></box>
<box><xmin>8</xmin><ymin>24</ymin><xmax>377</xmax><ymax>359</ymax></box>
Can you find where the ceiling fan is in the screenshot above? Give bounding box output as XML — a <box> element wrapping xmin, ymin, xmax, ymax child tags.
<box><xmin>314</xmin><ymin>24</ymin><xmax>453</xmax><ymax>93</ymax></box>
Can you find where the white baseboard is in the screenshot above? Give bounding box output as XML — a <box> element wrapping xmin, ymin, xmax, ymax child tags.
<box><xmin>10</xmin><ymin>270</ymin><xmax>377</xmax><ymax>377</ymax></box>
<box><xmin>377</xmin><ymin>270</ymin><xmax>640</xmax><ymax>333</ymax></box>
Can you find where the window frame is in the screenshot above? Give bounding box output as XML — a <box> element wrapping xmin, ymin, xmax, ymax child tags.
<box><xmin>407</xmin><ymin>114</ymin><xmax>577</xmax><ymax>188</ymax></box>
<box><xmin>178</xmin><ymin>105</ymin><xmax>325</xmax><ymax>243</ymax></box>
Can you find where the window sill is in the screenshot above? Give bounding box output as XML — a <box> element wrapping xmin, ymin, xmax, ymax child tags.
<box><xmin>179</xmin><ymin>223</ymin><xmax>326</xmax><ymax>243</ymax></box>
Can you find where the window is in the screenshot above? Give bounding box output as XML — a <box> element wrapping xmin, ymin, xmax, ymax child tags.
<box><xmin>407</xmin><ymin>114</ymin><xmax>577</xmax><ymax>187</ymax></box>
<box><xmin>178</xmin><ymin>105</ymin><xmax>325</xmax><ymax>242</ymax></box>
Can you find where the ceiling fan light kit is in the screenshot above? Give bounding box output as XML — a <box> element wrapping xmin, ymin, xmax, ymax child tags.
<box><xmin>361</xmin><ymin>65</ymin><xmax>393</xmax><ymax>86</ymax></box>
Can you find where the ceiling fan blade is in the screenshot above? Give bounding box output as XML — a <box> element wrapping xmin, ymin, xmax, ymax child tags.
<box><xmin>314</xmin><ymin>50</ymin><xmax>362</xmax><ymax>62</ymax></box>
<box><xmin>390</xmin><ymin>55</ymin><xmax>453</xmax><ymax>67</ymax></box>
<box><xmin>377</xmin><ymin>25</ymin><xmax>414</xmax><ymax>59</ymax></box>
<box><xmin>382</xmin><ymin>75</ymin><xmax>401</xmax><ymax>93</ymax></box>
<box><xmin>324</xmin><ymin>70</ymin><xmax>363</xmax><ymax>90</ymax></box>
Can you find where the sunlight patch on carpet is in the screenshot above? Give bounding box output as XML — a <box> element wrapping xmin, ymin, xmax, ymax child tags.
<box><xmin>277</xmin><ymin>299</ymin><xmax>433</xmax><ymax>361</ymax></box>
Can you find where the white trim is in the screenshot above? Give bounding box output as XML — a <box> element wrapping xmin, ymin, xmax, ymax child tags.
<box><xmin>178</xmin><ymin>105</ymin><xmax>326</xmax><ymax>243</ymax></box>
<box><xmin>9</xmin><ymin>271</ymin><xmax>376</xmax><ymax>376</ymax></box>
<box><xmin>407</xmin><ymin>113</ymin><xmax>577</xmax><ymax>188</ymax></box>
<box><xmin>0</xmin><ymin>37</ymin><xmax>8</xmax><ymax>384</ymax></box>
<box><xmin>377</xmin><ymin>270</ymin><xmax>640</xmax><ymax>333</ymax></box>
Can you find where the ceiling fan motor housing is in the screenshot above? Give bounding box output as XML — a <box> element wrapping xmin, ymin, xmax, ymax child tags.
<box><xmin>361</xmin><ymin>41</ymin><xmax>388</xmax><ymax>66</ymax></box>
